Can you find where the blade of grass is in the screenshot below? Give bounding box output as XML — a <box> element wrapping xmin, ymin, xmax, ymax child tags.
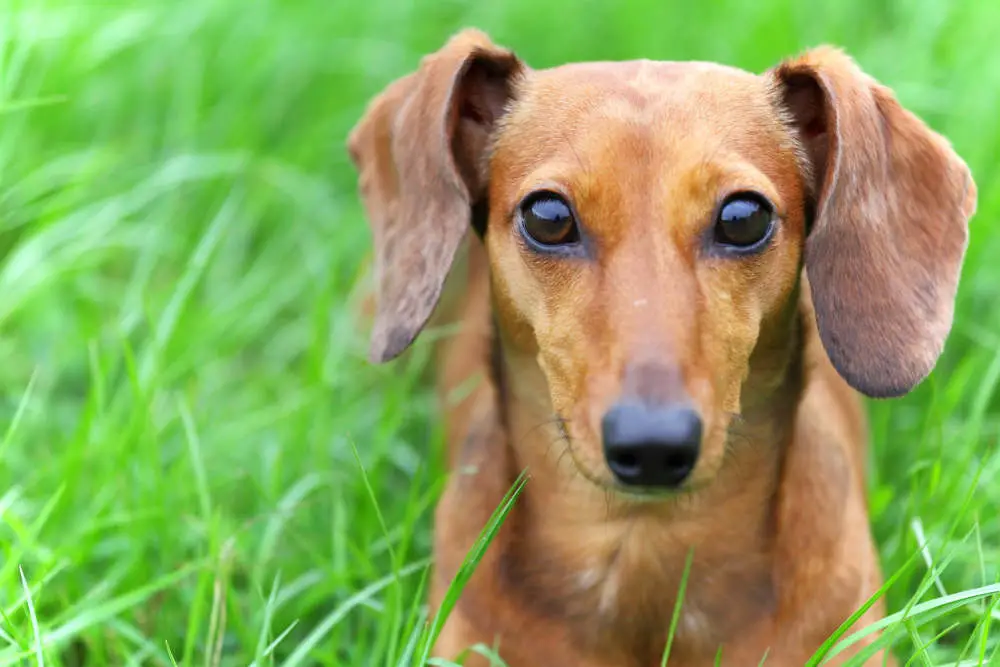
<box><xmin>178</xmin><ymin>396</ymin><xmax>212</xmax><ymax>524</ymax></box>
<box><xmin>395</xmin><ymin>558</ymin><xmax>432</xmax><ymax>667</ymax></box>
<box><xmin>807</xmin><ymin>549</ymin><xmax>922</xmax><ymax>666</ymax></box>
<box><xmin>205</xmin><ymin>540</ymin><xmax>233</xmax><ymax>667</ymax></box>
<box><xmin>394</xmin><ymin>606</ymin><xmax>429</xmax><ymax>667</ymax></box>
<box><xmin>0</xmin><ymin>366</ymin><xmax>37</xmax><ymax>459</ymax></box>
<box><xmin>661</xmin><ymin>547</ymin><xmax>694</xmax><ymax>667</ymax></box>
<box><xmin>139</xmin><ymin>187</ymin><xmax>240</xmax><ymax>386</ymax></box>
<box><xmin>831</xmin><ymin>583</ymin><xmax>1000</xmax><ymax>663</ymax></box>
<box><xmin>414</xmin><ymin>471</ymin><xmax>528</xmax><ymax>664</ymax></box>
<box><xmin>253</xmin><ymin>572</ymin><xmax>282</xmax><ymax>666</ymax></box>
<box><xmin>0</xmin><ymin>562</ymin><xmax>203</xmax><ymax>665</ymax></box>
<box><xmin>977</xmin><ymin>594</ymin><xmax>1000</xmax><ymax>666</ymax></box>
<box><xmin>904</xmin><ymin>621</ymin><xmax>960</xmax><ymax>666</ymax></box>
<box><xmin>279</xmin><ymin>558</ymin><xmax>430</xmax><ymax>667</ymax></box>
<box><xmin>18</xmin><ymin>566</ymin><xmax>43</xmax><ymax>667</ymax></box>
<box><xmin>470</xmin><ymin>643</ymin><xmax>510</xmax><ymax>667</ymax></box>
<box><xmin>350</xmin><ymin>437</ymin><xmax>404</xmax><ymax>663</ymax></box>
<box><xmin>248</xmin><ymin>620</ymin><xmax>299</xmax><ymax>667</ymax></box>
<box><xmin>911</xmin><ymin>517</ymin><xmax>948</xmax><ymax>598</ymax></box>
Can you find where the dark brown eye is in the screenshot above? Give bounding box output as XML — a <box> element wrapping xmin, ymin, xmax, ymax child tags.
<box><xmin>519</xmin><ymin>193</ymin><xmax>580</xmax><ymax>249</ymax></box>
<box><xmin>714</xmin><ymin>194</ymin><xmax>774</xmax><ymax>249</ymax></box>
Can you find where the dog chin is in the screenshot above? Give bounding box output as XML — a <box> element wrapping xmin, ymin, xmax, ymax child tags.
<box><xmin>576</xmin><ymin>463</ymin><xmax>696</xmax><ymax>502</ymax></box>
<box><xmin>610</xmin><ymin>484</ymin><xmax>687</xmax><ymax>503</ymax></box>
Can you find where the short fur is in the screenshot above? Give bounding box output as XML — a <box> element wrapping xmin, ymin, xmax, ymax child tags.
<box><xmin>347</xmin><ymin>29</ymin><xmax>976</xmax><ymax>666</ymax></box>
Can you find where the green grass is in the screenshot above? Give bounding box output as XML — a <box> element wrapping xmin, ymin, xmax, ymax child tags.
<box><xmin>0</xmin><ymin>0</ymin><xmax>998</xmax><ymax>664</ymax></box>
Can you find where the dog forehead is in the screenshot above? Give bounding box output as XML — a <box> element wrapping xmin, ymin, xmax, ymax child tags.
<box><xmin>495</xmin><ymin>59</ymin><xmax>782</xmax><ymax>165</ymax></box>
<box><xmin>535</xmin><ymin>58</ymin><xmax>758</xmax><ymax>89</ymax></box>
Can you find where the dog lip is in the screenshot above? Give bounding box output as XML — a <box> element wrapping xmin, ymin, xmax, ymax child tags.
<box><xmin>612</xmin><ymin>484</ymin><xmax>689</xmax><ymax>501</ymax></box>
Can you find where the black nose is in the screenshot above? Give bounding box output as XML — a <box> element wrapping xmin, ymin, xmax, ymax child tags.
<box><xmin>601</xmin><ymin>402</ymin><xmax>702</xmax><ymax>488</ymax></box>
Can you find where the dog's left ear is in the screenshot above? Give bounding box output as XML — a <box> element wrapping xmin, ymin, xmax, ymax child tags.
<box><xmin>769</xmin><ymin>47</ymin><xmax>977</xmax><ymax>398</ymax></box>
<box><xmin>347</xmin><ymin>29</ymin><xmax>525</xmax><ymax>363</ymax></box>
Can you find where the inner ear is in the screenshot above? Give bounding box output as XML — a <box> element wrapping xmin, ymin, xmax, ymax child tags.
<box><xmin>781</xmin><ymin>73</ymin><xmax>826</xmax><ymax>137</ymax></box>
<box><xmin>778</xmin><ymin>72</ymin><xmax>831</xmax><ymax>189</ymax></box>
<box><xmin>452</xmin><ymin>53</ymin><xmax>521</xmax><ymax>199</ymax></box>
<box><xmin>460</xmin><ymin>54</ymin><xmax>518</xmax><ymax>125</ymax></box>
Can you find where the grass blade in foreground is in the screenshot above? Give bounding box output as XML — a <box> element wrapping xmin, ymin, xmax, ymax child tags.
<box><xmin>18</xmin><ymin>566</ymin><xmax>44</xmax><ymax>667</ymax></box>
<box><xmin>661</xmin><ymin>547</ymin><xmax>694</xmax><ymax>667</ymax></box>
<box><xmin>278</xmin><ymin>559</ymin><xmax>430</xmax><ymax>667</ymax></box>
<box><xmin>414</xmin><ymin>471</ymin><xmax>529</xmax><ymax>665</ymax></box>
<box><xmin>831</xmin><ymin>583</ymin><xmax>1000</xmax><ymax>665</ymax></box>
<box><xmin>804</xmin><ymin>552</ymin><xmax>918</xmax><ymax>666</ymax></box>
<box><xmin>0</xmin><ymin>561</ymin><xmax>203</xmax><ymax>666</ymax></box>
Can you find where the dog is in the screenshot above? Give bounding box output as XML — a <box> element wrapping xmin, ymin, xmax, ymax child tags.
<box><xmin>346</xmin><ymin>29</ymin><xmax>977</xmax><ymax>666</ymax></box>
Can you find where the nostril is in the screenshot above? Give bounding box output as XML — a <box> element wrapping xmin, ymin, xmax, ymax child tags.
<box><xmin>662</xmin><ymin>449</ymin><xmax>696</xmax><ymax>479</ymax></box>
<box><xmin>608</xmin><ymin>451</ymin><xmax>640</xmax><ymax>478</ymax></box>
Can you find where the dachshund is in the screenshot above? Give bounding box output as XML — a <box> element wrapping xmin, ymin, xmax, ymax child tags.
<box><xmin>347</xmin><ymin>29</ymin><xmax>976</xmax><ymax>666</ymax></box>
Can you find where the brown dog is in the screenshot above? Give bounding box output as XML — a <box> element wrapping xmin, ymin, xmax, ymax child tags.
<box><xmin>347</xmin><ymin>29</ymin><xmax>977</xmax><ymax>666</ymax></box>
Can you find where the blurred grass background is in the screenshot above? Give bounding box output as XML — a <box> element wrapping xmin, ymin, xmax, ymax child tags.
<box><xmin>0</xmin><ymin>0</ymin><xmax>998</xmax><ymax>664</ymax></box>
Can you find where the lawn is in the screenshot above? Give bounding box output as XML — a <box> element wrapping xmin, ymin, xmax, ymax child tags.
<box><xmin>0</xmin><ymin>0</ymin><xmax>998</xmax><ymax>665</ymax></box>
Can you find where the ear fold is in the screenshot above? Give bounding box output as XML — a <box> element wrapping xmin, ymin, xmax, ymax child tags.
<box><xmin>769</xmin><ymin>47</ymin><xmax>977</xmax><ymax>398</ymax></box>
<box><xmin>346</xmin><ymin>29</ymin><xmax>524</xmax><ymax>363</ymax></box>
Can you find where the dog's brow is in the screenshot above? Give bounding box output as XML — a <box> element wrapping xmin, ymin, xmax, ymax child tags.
<box><xmin>555</xmin><ymin>124</ymin><xmax>589</xmax><ymax>178</ymax></box>
<box><xmin>695</xmin><ymin>116</ymin><xmax>743</xmax><ymax>180</ymax></box>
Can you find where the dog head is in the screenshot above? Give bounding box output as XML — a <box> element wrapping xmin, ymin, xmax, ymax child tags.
<box><xmin>347</xmin><ymin>30</ymin><xmax>976</xmax><ymax>495</ymax></box>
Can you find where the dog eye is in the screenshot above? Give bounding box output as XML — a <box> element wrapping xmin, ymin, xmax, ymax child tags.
<box><xmin>714</xmin><ymin>194</ymin><xmax>774</xmax><ymax>249</ymax></box>
<box><xmin>519</xmin><ymin>193</ymin><xmax>580</xmax><ymax>249</ymax></box>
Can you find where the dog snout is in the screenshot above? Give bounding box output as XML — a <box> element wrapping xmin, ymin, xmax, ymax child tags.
<box><xmin>600</xmin><ymin>402</ymin><xmax>702</xmax><ymax>489</ymax></box>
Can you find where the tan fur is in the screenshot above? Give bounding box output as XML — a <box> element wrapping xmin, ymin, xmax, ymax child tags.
<box><xmin>347</xmin><ymin>30</ymin><xmax>976</xmax><ymax>666</ymax></box>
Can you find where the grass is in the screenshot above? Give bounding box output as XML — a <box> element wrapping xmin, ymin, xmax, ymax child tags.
<box><xmin>0</xmin><ymin>0</ymin><xmax>998</xmax><ymax>664</ymax></box>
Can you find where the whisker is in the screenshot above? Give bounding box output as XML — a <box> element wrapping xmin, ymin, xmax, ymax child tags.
<box><xmin>555</xmin><ymin>444</ymin><xmax>575</xmax><ymax>478</ymax></box>
<box><xmin>515</xmin><ymin>416</ymin><xmax>565</xmax><ymax>441</ymax></box>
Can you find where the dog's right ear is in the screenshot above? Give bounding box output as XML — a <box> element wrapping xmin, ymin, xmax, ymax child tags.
<box><xmin>347</xmin><ymin>29</ymin><xmax>525</xmax><ymax>363</ymax></box>
<box><xmin>769</xmin><ymin>47</ymin><xmax>976</xmax><ymax>398</ymax></box>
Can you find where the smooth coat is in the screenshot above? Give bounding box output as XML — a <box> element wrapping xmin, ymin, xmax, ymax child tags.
<box><xmin>347</xmin><ymin>29</ymin><xmax>976</xmax><ymax>666</ymax></box>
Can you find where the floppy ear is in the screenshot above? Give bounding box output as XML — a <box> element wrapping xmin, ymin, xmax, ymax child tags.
<box><xmin>346</xmin><ymin>29</ymin><xmax>525</xmax><ymax>363</ymax></box>
<box><xmin>769</xmin><ymin>47</ymin><xmax>977</xmax><ymax>398</ymax></box>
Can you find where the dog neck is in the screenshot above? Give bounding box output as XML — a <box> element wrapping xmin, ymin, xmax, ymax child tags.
<box><xmin>477</xmin><ymin>307</ymin><xmax>805</xmax><ymax>664</ymax></box>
